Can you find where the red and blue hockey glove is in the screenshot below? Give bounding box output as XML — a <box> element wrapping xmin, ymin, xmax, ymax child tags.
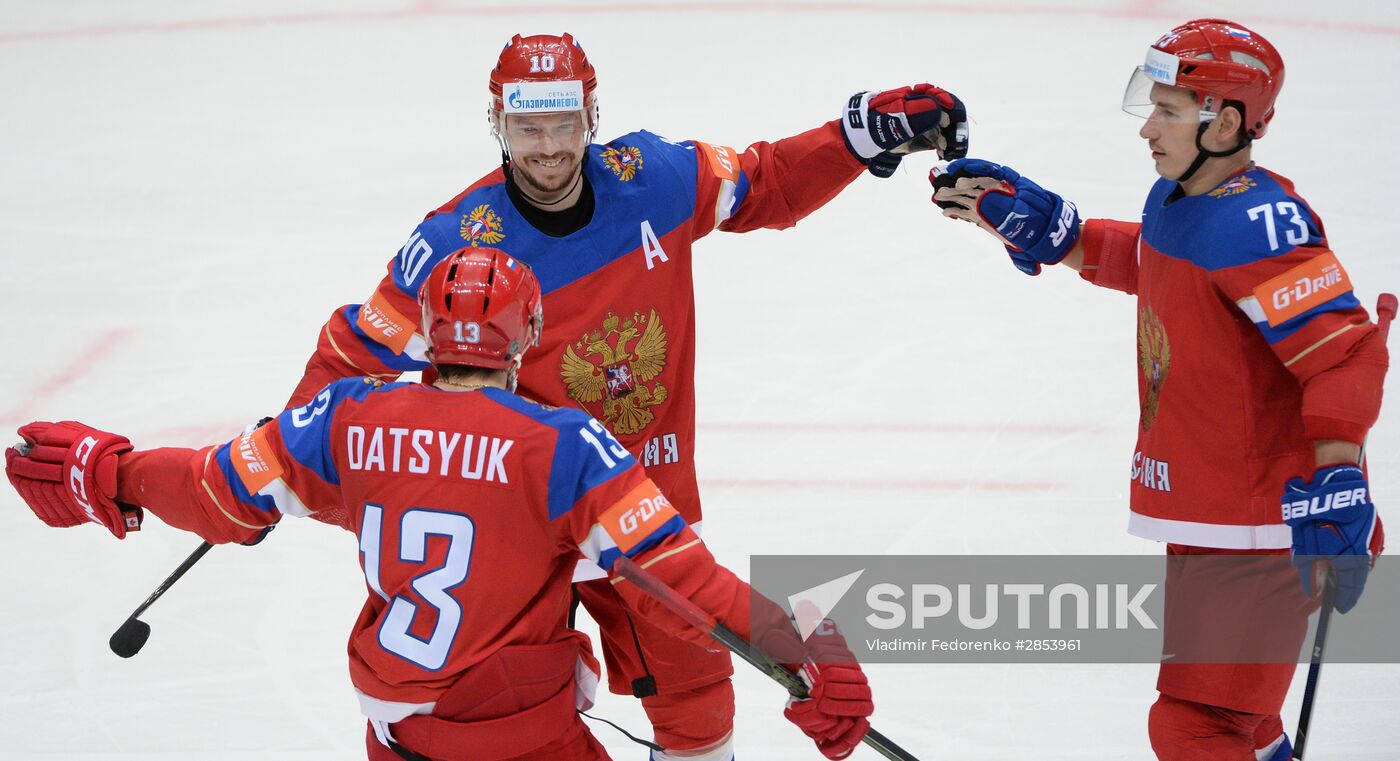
<box><xmin>931</xmin><ymin>158</ymin><xmax>1081</xmax><ymax>276</ymax></box>
<box><xmin>780</xmin><ymin>619</ymin><xmax>873</xmax><ymax>760</ymax></box>
<box><xmin>842</xmin><ymin>84</ymin><xmax>968</xmax><ymax>178</ymax></box>
<box><xmin>5</xmin><ymin>421</ymin><xmax>141</xmax><ymax>539</ymax></box>
<box><xmin>1281</xmin><ymin>464</ymin><xmax>1382</xmax><ymax>613</ymax></box>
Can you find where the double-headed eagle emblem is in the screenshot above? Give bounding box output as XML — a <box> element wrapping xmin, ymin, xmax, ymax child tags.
<box><xmin>601</xmin><ymin>146</ymin><xmax>643</xmax><ymax>182</ymax></box>
<box><xmin>560</xmin><ymin>309</ymin><xmax>668</xmax><ymax>435</ymax></box>
<box><xmin>460</xmin><ymin>204</ymin><xmax>506</xmax><ymax>247</ymax></box>
<box><xmin>1138</xmin><ymin>304</ymin><xmax>1171</xmax><ymax>432</ymax></box>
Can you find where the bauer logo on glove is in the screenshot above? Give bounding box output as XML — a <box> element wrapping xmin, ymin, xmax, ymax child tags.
<box><xmin>1281</xmin><ymin>464</ymin><xmax>1381</xmax><ymax>613</ymax></box>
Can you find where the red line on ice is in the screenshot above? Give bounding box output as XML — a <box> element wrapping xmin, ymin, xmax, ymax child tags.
<box><xmin>1</xmin><ymin>328</ymin><xmax>133</xmax><ymax>424</ymax></box>
<box><xmin>1</xmin><ymin>2</ymin><xmax>1398</xmax><ymax>45</ymax></box>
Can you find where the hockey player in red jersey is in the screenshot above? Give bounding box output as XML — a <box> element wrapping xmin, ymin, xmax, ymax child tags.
<box><xmin>279</xmin><ymin>32</ymin><xmax>968</xmax><ymax>760</ymax></box>
<box><xmin>3</xmin><ymin>249</ymin><xmax>876</xmax><ymax>761</ymax></box>
<box><xmin>930</xmin><ymin>19</ymin><xmax>1386</xmax><ymax>761</ymax></box>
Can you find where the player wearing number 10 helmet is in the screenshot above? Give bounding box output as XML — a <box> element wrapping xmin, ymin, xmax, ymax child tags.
<box><xmin>3</xmin><ymin>249</ymin><xmax>876</xmax><ymax>761</ymax></box>
<box><xmin>279</xmin><ymin>32</ymin><xmax>968</xmax><ymax>759</ymax></box>
<box><xmin>932</xmin><ymin>18</ymin><xmax>1388</xmax><ymax>761</ymax></box>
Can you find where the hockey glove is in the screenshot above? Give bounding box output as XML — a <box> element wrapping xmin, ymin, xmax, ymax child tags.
<box><xmin>1281</xmin><ymin>464</ymin><xmax>1382</xmax><ymax>613</ymax></box>
<box><xmin>931</xmin><ymin>158</ymin><xmax>1081</xmax><ymax>276</ymax></box>
<box><xmin>6</xmin><ymin>421</ymin><xmax>141</xmax><ymax>539</ymax></box>
<box><xmin>842</xmin><ymin>84</ymin><xmax>969</xmax><ymax>178</ymax></box>
<box><xmin>781</xmin><ymin>618</ymin><xmax>873</xmax><ymax>760</ymax></box>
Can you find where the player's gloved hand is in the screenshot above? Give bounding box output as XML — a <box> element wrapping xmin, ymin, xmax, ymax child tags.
<box><xmin>1281</xmin><ymin>464</ymin><xmax>1382</xmax><ymax>613</ymax></box>
<box><xmin>842</xmin><ymin>84</ymin><xmax>969</xmax><ymax>178</ymax></box>
<box><xmin>781</xmin><ymin>619</ymin><xmax>873</xmax><ymax>760</ymax></box>
<box><xmin>5</xmin><ymin>421</ymin><xmax>141</xmax><ymax>539</ymax></box>
<box><xmin>931</xmin><ymin>158</ymin><xmax>1081</xmax><ymax>276</ymax></box>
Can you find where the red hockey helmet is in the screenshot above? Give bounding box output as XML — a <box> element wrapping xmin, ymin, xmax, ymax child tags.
<box><xmin>1123</xmin><ymin>19</ymin><xmax>1285</xmax><ymax>139</ymax></box>
<box><xmin>418</xmin><ymin>247</ymin><xmax>543</xmax><ymax>371</ymax></box>
<box><xmin>489</xmin><ymin>33</ymin><xmax>599</xmax><ymax>151</ymax></box>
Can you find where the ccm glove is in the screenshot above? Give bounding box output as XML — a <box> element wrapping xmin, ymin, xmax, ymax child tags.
<box><xmin>842</xmin><ymin>84</ymin><xmax>969</xmax><ymax>178</ymax></box>
<box><xmin>931</xmin><ymin>158</ymin><xmax>1081</xmax><ymax>276</ymax></box>
<box><xmin>5</xmin><ymin>421</ymin><xmax>140</xmax><ymax>539</ymax></box>
<box><xmin>1281</xmin><ymin>464</ymin><xmax>1382</xmax><ymax>613</ymax></box>
<box><xmin>780</xmin><ymin>619</ymin><xmax>873</xmax><ymax>760</ymax></box>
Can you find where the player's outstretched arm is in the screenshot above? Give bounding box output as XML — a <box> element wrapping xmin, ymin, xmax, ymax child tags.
<box><xmin>703</xmin><ymin>84</ymin><xmax>968</xmax><ymax>236</ymax></box>
<box><xmin>5</xmin><ymin>420</ymin><xmax>270</xmax><ymax>544</ymax></box>
<box><xmin>7</xmin><ymin>382</ymin><xmax>357</xmax><ymax>545</ymax></box>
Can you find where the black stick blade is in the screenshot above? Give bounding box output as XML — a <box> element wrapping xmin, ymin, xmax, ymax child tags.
<box><xmin>110</xmin><ymin>619</ymin><xmax>151</xmax><ymax>658</ymax></box>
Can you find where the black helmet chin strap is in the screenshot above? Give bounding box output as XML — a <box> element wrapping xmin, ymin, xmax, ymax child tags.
<box><xmin>1176</xmin><ymin>121</ymin><xmax>1253</xmax><ymax>184</ymax></box>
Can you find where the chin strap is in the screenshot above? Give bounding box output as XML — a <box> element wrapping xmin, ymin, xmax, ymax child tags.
<box><xmin>1176</xmin><ymin>122</ymin><xmax>1253</xmax><ymax>183</ymax></box>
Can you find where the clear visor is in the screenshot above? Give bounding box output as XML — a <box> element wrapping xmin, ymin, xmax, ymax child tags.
<box><xmin>496</xmin><ymin>110</ymin><xmax>589</xmax><ymax>156</ymax></box>
<box><xmin>1121</xmin><ymin>68</ymin><xmax>1218</xmax><ymax>125</ymax></box>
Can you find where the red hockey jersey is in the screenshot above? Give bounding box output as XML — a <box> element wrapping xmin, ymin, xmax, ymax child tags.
<box><xmin>287</xmin><ymin>123</ymin><xmax>864</xmax><ymax>533</ymax></box>
<box><xmin>1079</xmin><ymin>167</ymin><xmax>1387</xmax><ymax>548</ymax></box>
<box><xmin>114</xmin><ymin>378</ymin><xmax>753</xmax><ymax>720</ymax></box>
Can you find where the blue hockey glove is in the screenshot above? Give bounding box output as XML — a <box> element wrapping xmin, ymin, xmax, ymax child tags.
<box><xmin>930</xmin><ymin>158</ymin><xmax>1080</xmax><ymax>276</ymax></box>
<box><xmin>842</xmin><ymin>84</ymin><xmax>969</xmax><ymax>178</ymax></box>
<box><xmin>1281</xmin><ymin>464</ymin><xmax>1379</xmax><ymax>613</ymax></box>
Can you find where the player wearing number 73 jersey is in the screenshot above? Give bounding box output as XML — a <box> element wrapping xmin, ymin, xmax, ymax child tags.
<box><xmin>932</xmin><ymin>19</ymin><xmax>1388</xmax><ymax>760</ymax></box>
<box><xmin>4</xmin><ymin>249</ymin><xmax>874</xmax><ymax>761</ymax></box>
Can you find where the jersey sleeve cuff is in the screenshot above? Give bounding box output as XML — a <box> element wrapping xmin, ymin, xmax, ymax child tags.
<box><xmin>1078</xmin><ymin>219</ymin><xmax>1140</xmax><ymax>293</ymax></box>
<box><xmin>1302</xmin><ymin>415</ymin><xmax>1368</xmax><ymax>447</ymax></box>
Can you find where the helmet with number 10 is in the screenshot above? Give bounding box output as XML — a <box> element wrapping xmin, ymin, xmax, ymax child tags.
<box><xmin>1123</xmin><ymin>19</ymin><xmax>1285</xmax><ymax>141</ymax></box>
<box><xmin>488</xmin><ymin>34</ymin><xmax>600</xmax><ymax>163</ymax></box>
<box><xmin>418</xmin><ymin>247</ymin><xmax>544</xmax><ymax>373</ymax></box>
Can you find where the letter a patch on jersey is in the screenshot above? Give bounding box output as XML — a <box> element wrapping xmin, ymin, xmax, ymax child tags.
<box><xmin>1252</xmin><ymin>252</ymin><xmax>1352</xmax><ymax>327</ymax></box>
<box><xmin>232</xmin><ymin>425</ymin><xmax>285</xmax><ymax>494</ymax></box>
<box><xmin>599</xmin><ymin>480</ymin><xmax>679</xmax><ymax>553</ymax></box>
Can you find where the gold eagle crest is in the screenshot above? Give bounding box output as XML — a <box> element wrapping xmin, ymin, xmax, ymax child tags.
<box><xmin>1138</xmin><ymin>304</ymin><xmax>1171</xmax><ymax>432</ymax></box>
<box><xmin>1208</xmin><ymin>175</ymin><xmax>1257</xmax><ymax>198</ymax></box>
<box><xmin>460</xmin><ymin>204</ymin><xmax>505</xmax><ymax>247</ymax></box>
<box><xmin>560</xmin><ymin>309</ymin><xmax>668</xmax><ymax>435</ymax></box>
<box><xmin>601</xmin><ymin>146</ymin><xmax>643</xmax><ymax>182</ymax></box>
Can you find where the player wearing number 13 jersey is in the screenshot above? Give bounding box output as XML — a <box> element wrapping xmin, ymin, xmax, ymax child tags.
<box><xmin>3</xmin><ymin>250</ymin><xmax>875</xmax><ymax>761</ymax></box>
<box><xmin>282</xmin><ymin>32</ymin><xmax>968</xmax><ymax>758</ymax></box>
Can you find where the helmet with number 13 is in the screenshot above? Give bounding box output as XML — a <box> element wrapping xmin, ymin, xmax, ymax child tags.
<box><xmin>418</xmin><ymin>247</ymin><xmax>543</xmax><ymax>388</ymax></box>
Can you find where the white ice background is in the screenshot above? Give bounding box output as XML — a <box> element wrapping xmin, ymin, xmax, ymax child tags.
<box><xmin>2</xmin><ymin>1</ymin><xmax>1398</xmax><ymax>758</ymax></box>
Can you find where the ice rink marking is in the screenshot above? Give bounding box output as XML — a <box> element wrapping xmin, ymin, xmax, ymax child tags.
<box><xmin>1</xmin><ymin>328</ymin><xmax>134</xmax><ymax>426</ymax></box>
<box><xmin>3</xmin><ymin>1</ymin><xmax>1399</xmax><ymax>45</ymax></box>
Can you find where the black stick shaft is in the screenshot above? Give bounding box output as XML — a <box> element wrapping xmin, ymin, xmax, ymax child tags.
<box><xmin>1292</xmin><ymin>580</ymin><xmax>1336</xmax><ymax>760</ymax></box>
<box><xmin>122</xmin><ymin>541</ymin><xmax>213</xmax><ymax>622</ymax></box>
<box><xmin>615</xmin><ymin>556</ymin><xmax>923</xmax><ymax>761</ymax></box>
<box><xmin>1292</xmin><ymin>293</ymin><xmax>1396</xmax><ymax>759</ymax></box>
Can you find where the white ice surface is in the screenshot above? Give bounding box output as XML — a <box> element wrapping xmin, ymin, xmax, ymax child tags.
<box><xmin>1</xmin><ymin>1</ymin><xmax>1398</xmax><ymax>758</ymax></box>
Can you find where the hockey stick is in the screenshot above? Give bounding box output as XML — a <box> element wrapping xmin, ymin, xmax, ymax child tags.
<box><xmin>109</xmin><ymin>522</ymin><xmax>273</xmax><ymax>657</ymax></box>
<box><xmin>1291</xmin><ymin>291</ymin><xmax>1396</xmax><ymax>759</ymax></box>
<box><xmin>109</xmin><ymin>540</ymin><xmax>213</xmax><ymax>658</ymax></box>
<box><xmin>615</xmin><ymin>556</ymin><xmax>923</xmax><ymax>761</ymax></box>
